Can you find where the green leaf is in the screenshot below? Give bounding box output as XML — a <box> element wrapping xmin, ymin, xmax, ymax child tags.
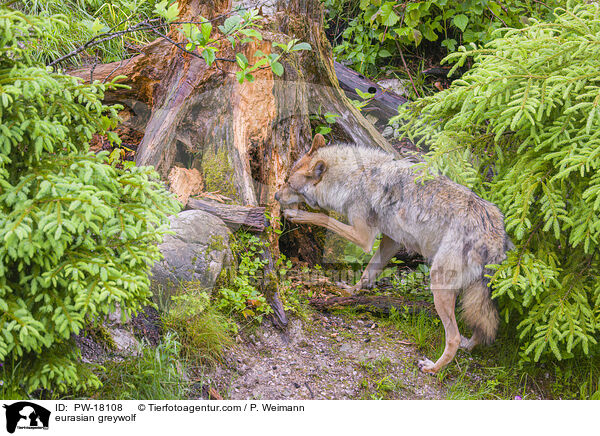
<box><xmin>240</xmin><ymin>28</ymin><xmax>262</xmax><ymax>40</ymax></box>
<box><xmin>155</xmin><ymin>0</ymin><xmax>179</xmax><ymax>22</ymax></box>
<box><xmin>291</xmin><ymin>42</ymin><xmax>312</xmax><ymax>51</ymax></box>
<box><xmin>200</xmin><ymin>18</ymin><xmax>212</xmax><ymax>42</ymax></box>
<box><xmin>84</xmin><ymin>18</ymin><xmax>107</xmax><ymax>36</ymax></box>
<box><xmin>165</xmin><ymin>2</ymin><xmax>180</xmax><ymax>22</ymax></box>
<box><xmin>452</xmin><ymin>14</ymin><xmax>469</xmax><ymax>32</ymax></box>
<box><xmin>250</xmin><ymin>58</ymin><xmax>268</xmax><ymax>70</ymax></box>
<box><xmin>236</xmin><ymin>53</ymin><xmax>249</xmax><ymax>69</ymax></box>
<box><xmin>270</xmin><ymin>61</ymin><xmax>284</xmax><ymax>76</ymax></box>
<box><xmin>202</xmin><ymin>47</ymin><xmax>216</xmax><ymax>66</ymax></box>
<box><xmin>220</xmin><ymin>15</ymin><xmax>242</xmax><ymax>34</ymax></box>
<box><xmin>411</xmin><ymin>29</ymin><xmax>422</xmax><ymax>46</ymax></box>
<box><xmin>379</xmin><ymin>3</ymin><xmax>399</xmax><ymax>27</ymax></box>
<box><xmin>315</xmin><ymin>125</ymin><xmax>331</xmax><ymax>135</ymax></box>
<box><xmin>355</xmin><ymin>88</ymin><xmax>375</xmax><ymax>100</ymax></box>
<box><xmin>441</xmin><ymin>38</ymin><xmax>457</xmax><ymax>52</ymax></box>
<box><xmin>324</xmin><ymin>112</ymin><xmax>340</xmax><ymax>124</ymax></box>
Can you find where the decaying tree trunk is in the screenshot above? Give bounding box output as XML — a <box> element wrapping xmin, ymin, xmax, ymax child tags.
<box><xmin>71</xmin><ymin>0</ymin><xmax>396</xmax><ymax>201</ymax></box>
<box><xmin>70</xmin><ymin>0</ymin><xmax>399</xmax><ymax>327</ymax></box>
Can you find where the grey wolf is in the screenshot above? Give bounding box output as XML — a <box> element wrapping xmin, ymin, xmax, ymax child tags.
<box><xmin>274</xmin><ymin>134</ymin><xmax>511</xmax><ymax>373</ymax></box>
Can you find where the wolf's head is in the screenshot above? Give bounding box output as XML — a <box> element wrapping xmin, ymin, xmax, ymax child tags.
<box><xmin>275</xmin><ymin>134</ymin><xmax>328</xmax><ymax>209</ymax></box>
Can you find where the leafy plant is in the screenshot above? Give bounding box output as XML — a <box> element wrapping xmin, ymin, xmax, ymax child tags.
<box><xmin>391</xmin><ymin>264</ymin><xmax>431</xmax><ymax>296</ymax></box>
<box><xmin>0</xmin><ymin>7</ymin><xmax>180</xmax><ymax>394</ymax></box>
<box><xmin>217</xmin><ymin>232</ymin><xmax>273</xmax><ymax>321</ymax></box>
<box><xmin>325</xmin><ymin>0</ymin><xmax>565</xmax><ymax>74</ymax></box>
<box><xmin>393</xmin><ymin>2</ymin><xmax>600</xmax><ymax>363</ymax></box>
<box><xmin>164</xmin><ymin>5</ymin><xmax>312</xmax><ymax>84</ymax></box>
<box><xmin>342</xmin><ymin>236</ymin><xmax>402</xmax><ymax>284</ymax></box>
<box><xmin>387</xmin><ymin>306</ymin><xmax>442</xmax><ymax>353</ymax></box>
<box><xmin>310</xmin><ymin>108</ymin><xmax>340</xmax><ymax>136</ymax></box>
<box><xmin>350</xmin><ymin>88</ymin><xmax>375</xmax><ymax>111</ymax></box>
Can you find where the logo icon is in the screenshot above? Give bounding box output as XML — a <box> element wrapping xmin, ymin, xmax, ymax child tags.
<box><xmin>2</xmin><ymin>402</ymin><xmax>50</xmax><ymax>433</ymax></box>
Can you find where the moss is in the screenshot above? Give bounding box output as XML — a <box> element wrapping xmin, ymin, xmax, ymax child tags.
<box><xmin>262</xmin><ymin>271</ymin><xmax>279</xmax><ymax>299</ymax></box>
<box><xmin>207</xmin><ymin>234</ymin><xmax>227</xmax><ymax>253</ymax></box>
<box><xmin>215</xmin><ymin>264</ymin><xmax>235</xmax><ymax>290</ymax></box>
<box><xmin>87</xmin><ymin>325</ymin><xmax>117</xmax><ymax>351</ymax></box>
<box><xmin>201</xmin><ymin>147</ymin><xmax>238</xmax><ymax>201</ymax></box>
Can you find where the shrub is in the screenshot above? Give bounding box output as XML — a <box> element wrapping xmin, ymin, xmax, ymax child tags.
<box><xmin>0</xmin><ymin>7</ymin><xmax>180</xmax><ymax>394</ymax></box>
<box><xmin>325</xmin><ymin>0</ymin><xmax>565</xmax><ymax>74</ymax></box>
<box><xmin>393</xmin><ymin>2</ymin><xmax>600</xmax><ymax>362</ymax></box>
<box><xmin>13</xmin><ymin>0</ymin><xmax>162</xmax><ymax>66</ymax></box>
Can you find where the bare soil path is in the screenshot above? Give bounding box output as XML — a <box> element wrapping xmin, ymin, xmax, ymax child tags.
<box><xmin>209</xmin><ymin>312</ymin><xmax>446</xmax><ymax>400</ymax></box>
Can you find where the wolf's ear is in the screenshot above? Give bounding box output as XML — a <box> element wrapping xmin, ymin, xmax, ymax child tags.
<box><xmin>311</xmin><ymin>160</ymin><xmax>327</xmax><ymax>181</ymax></box>
<box><xmin>308</xmin><ymin>134</ymin><xmax>326</xmax><ymax>155</ymax></box>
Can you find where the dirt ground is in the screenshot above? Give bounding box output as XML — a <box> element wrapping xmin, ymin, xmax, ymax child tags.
<box><xmin>208</xmin><ymin>312</ymin><xmax>446</xmax><ymax>400</ymax></box>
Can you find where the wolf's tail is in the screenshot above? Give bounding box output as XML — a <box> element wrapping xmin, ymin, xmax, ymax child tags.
<box><xmin>461</xmin><ymin>278</ymin><xmax>499</xmax><ymax>345</ymax></box>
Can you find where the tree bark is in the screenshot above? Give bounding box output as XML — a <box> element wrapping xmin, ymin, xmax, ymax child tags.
<box><xmin>186</xmin><ymin>198</ymin><xmax>267</xmax><ymax>233</ymax></box>
<box><xmin>333</xmin><ymin>61</ymin><xmax>409</xmax><ymax>128</ymax></box>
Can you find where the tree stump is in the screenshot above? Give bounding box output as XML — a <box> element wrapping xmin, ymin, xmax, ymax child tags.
<box><xmin>70</xmin><ymin>0</ymin><xmax>398</xmax><ymax>326</ymax></box>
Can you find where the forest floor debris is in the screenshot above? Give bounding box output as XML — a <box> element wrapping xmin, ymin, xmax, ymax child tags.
<box><xmin>208</xmin><ymin>312</ymin><xmax>446</xmax><ymax>400</ymax></box>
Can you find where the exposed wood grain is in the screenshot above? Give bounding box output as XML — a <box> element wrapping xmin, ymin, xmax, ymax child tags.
<box><xmin>186</xmin><ymin>198</ymin><xmax>267</xmax><ymax>233</ymax></box>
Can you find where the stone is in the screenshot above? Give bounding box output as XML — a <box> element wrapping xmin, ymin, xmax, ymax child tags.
<box><xmin>151</xmin><ymin>210</ymin><xmax>233</xmax><ymax>292</ymax></box>
<box><xmin>109</xmin><ymin>328</ymin><xmax>139</xmax><ymax>354</ymax></box>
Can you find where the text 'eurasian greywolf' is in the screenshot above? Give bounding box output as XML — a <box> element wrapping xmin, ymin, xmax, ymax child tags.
<box><xmin>275</xmin><ymin>134</ymin><xmax>512</xmax><ymax>373</ymax></box>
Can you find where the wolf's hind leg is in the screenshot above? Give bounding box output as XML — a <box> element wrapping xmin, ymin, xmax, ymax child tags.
<box><xmin>459</xmin><ymin>335</ymin><xmax>478</xmax><ymax>351</ymax></box>
<box><xmin>351</xmin><ymin>235</ymin><xmax>402</xmax><ymax>293</ymax></box>
<box><xmin>459</xmin><ymin>327</ymin><xmax>490</xmax><ymax>351</ymax></box>
<box><xmin>417</xmin><ymin>288</ymin><xmax>461</xmax><ymax>374</ymax></box>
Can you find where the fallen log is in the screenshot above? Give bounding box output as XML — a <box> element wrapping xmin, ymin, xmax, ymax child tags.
<box><xmin>186</xmin><ymin>198</ymin><xmax>267</xmax><ymax>233</ymax></box>
<box><xmin>334</xmin><ymin>61</ymin><xmax>409</xmax><ymax>125</ymax></box>
<box><xmin>309</xmin><ymin>295</ymin><xmax>432</xmax><ymax>316</ymax></box>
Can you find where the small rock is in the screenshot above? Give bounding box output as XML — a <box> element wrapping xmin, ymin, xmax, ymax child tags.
<box><xmin>109</xmin><ymin>328</ymin><xmax>139</xmax><ymax>354</ymax></box>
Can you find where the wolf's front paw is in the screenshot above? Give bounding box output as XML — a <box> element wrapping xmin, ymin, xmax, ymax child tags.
<box><xmin>417</xmin><ymin>358</ymin><xmax>436</xmax><ymax>374</ymax></box>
